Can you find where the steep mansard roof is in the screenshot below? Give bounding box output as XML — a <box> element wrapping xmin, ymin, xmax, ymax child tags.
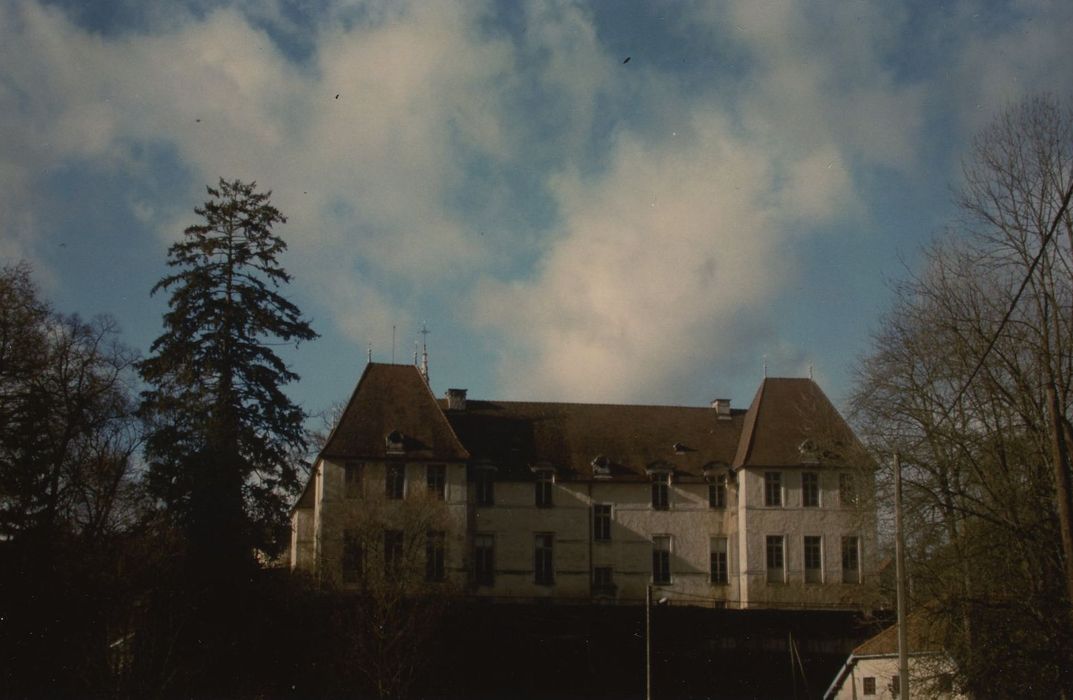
<box><xmin>319</xmin><ymin>363</ymin><xmax>470</xmax><ymax>462</ymax></box>
<box><xmin>733</xmin><ymin>377</ymin><xmax>868</xmax><ymax>470</ymax></box>
<box><xmin>313</xmin><ymin>364</ymin><xmax>862</xmax><ymax>483</ymax></box>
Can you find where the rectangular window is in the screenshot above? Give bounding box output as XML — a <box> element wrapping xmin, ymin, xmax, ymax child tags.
<box><xmin>535</xmin><ymin>471</ymin><xmax>554</xmax><ymax>508</ymax></box>
<box><xmin>651</xmin><ymin>473</ymin><xmax>670</xmax><ymax>510</ymax></box>
<box><xmin>709</xmin><ymin>474</ymin><xmax>727</xmax><ymax>509</ymax></box>
<box><xmin>474</xmin><ymin>534</ymin><xmax>495</xmax><ymax>587</ymax></box>
<box><xmin>476</xmin><ymin>469</ymin><xmax>495</xmax><ymax>506</ymax></box>
<box><xmin>344</xmin><ymin>462</ymin><xmax>364</xmax><ymax>499</ymax></box>
<box><xmin>534</xmin><ymin>533</ymin><xmax>554</xmax><ymax>585</ymax></box>
<box><xmin>652</xmin><ymin>535</ymin><xmax>672</xmax><ymax>585</ymax></box>
<box><xmin>766</xmin><ymin>535</ymin><xmax>785</xmax><ymax>583</ymax></box>
<box><xmin>804</xmin><ymin>536</ymin><xmax>823</xmax><ymax>583</ymax></box>
<box><xmin>764</xmin><ymin>472</ymin><xmax>782</xmax><ymax>507</ymax></box>
<box><xmin>425</xmin><ymin>530</ymin><xmax>445</xmax><ymax>582</ymax></box>
<box><xmin>862</xmin><ymin>677</ymin><xmax>876</xmax><ymax>695</ymax></box>
<box><xmin>386</xmin><ymin>464</ymin><xmax>405</xmax><ymax>500</ymax></box>
<box><xmin>384</xmin><ymin>529</ymin><xmax>403</xmax><ymax>578</ymax></box>
<box><xmin>839</xmin><ymin>472</ymin><xmax>857</xmax><ymax>506</ymax></box>
<box><xmin>890</xmin><ymin>675</ymin><xmax>900</xmax><ymax>695</ymax></box>
<box><xmin>342</xmin><ymin>529</ymin><xmax>362</xmax><ymax>583</ymax></box>
<box><xmin>593</xmin><ymin>566</ymin><xmax>614</xmax><ymax>594</ymax></box>
<box><xmin>802</xmin><ymin>472</ymin><xmax>820</xmax><ymax>507</ymax></box>
<box><xmin>710</xmin><ymin>536</ymin><xmax>728</xmax><ymax>584</ymax></box>
<box><xmin>427</xmin><ymin>464</ymin><xmax>446</xmax><ymax>501</ymax></box>
<box><xmin>593</xmin><ymin>504</ymin><xmax>612</xmax><ymax>541</ymax></box>
<box><xmin>842</xmin><ymin>536</ymin><xmax>860</xmax><ymax>583</ymax></box>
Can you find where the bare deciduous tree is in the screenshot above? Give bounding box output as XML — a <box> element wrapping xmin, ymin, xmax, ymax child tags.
<box><xmin>852</xmin><ymin>95</ymin><xmax>1073</xmax><ymax>698</ymax></box>
<box><xmin>321</xmin><ymin>487</ymin><xmax>460</xmax><ymax>700</ymax></box>
<box><xmin>0</xmin><ymin>262</ymin><xmax>145</xmax><ymax>697</ymax></box>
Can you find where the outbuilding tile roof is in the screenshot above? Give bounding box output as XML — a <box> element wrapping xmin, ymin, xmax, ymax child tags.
<box><xmin>852</xmin><ymin>610</ymin><xmax>948</xmax><ymax>656</ymax></box>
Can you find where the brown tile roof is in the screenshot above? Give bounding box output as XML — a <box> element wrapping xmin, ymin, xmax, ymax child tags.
<box><xmin>733</xmin><ymin>377</ymin><xmax>867</xmax><ymax>469</ymax></box>
<box><xmin>853</xmin><ymin>610</ymin><xmax>948</xmax><ymax>656</ymax></box>
<box><xmin>442</xmin><ymin>399</ymin><xmax>744</xmax><ymax>482</ymax></box>
<box><xmin>311</xmin><ymin>367</ymin><xmax>864</xmax><ymax>485</ymax></box>
<box><xmin>320</xmin><ymin>363</ymin><xmax>469</xmax><ymax>462</ymax></box>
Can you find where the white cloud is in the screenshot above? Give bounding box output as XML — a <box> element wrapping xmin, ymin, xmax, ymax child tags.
<box><xmin>473</xmin><ymin>108</ymin><xmax>859</xmax><ymax>401</ymax></box>
<box><xmin>0</xmin><ymin>0</ymin><xmax>515</xmax><ymax>346</ymax></box>
<box><xmin>945</xmin><ymin>0</ymin><xmax>1073</xmax><ymax>134</ymax></box>
<box><xmin>715</xmin><ymin>0</ymin><xmax>925</xmax><ymax>173</ymax></box>
<box><xmin>3</xmin><ymin>0</ymin><xmax>1072</xmax><ymax>407</ymax></box>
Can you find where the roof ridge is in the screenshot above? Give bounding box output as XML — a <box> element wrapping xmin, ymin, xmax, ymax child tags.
<box><xmin>732</xmin><ymin>379</ymin><xmax>766</xmax><ymax>468</ymax></box>
<box><xmin>316</xmin><ymin>361</ymin><xmax>375</xmax><ymax>463</ymax></box>
<box><xmin>457</xmin><ymin>398</ymin><xmax>739</xmax><ymax>411</ymax></box>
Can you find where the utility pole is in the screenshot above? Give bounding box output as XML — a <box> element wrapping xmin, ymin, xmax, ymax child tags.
<box><xmin>1046</xmin><ymin>384</ymin><xmax>1073</xmax><ymax>638</ymax></box>
<box><xmin>894</xmin><ymin>451</ymin><xmax>909</xmax><ymax>700</ymax></box>
<box><xmin>646</xmin><ymin>584</ymin><xmax>652</xmax><ymax>700</ymax></box>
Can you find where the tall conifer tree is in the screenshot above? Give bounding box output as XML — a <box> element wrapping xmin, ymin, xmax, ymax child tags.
<box><xmin>139</xmin><ymin>179</ymin><xmax>316</xmax><ymax>567</ymax></box>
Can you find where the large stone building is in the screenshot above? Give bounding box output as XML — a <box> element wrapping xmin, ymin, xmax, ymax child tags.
<box><xmin>291</xmin><ymin>362</ymin><xmax>877</xmax><ymax>609</ymax></box>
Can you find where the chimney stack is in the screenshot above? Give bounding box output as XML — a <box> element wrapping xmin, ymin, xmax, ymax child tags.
<box><xmin>446</xmin><ymin>388</ymin><xmax>467</xmax><ymax>411</ymax></box>
<box><xmin>711</xmin><ymin>398</ymin><xmax>731</xmax><ymax>419</ymax></box>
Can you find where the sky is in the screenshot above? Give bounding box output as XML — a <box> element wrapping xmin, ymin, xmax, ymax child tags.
<box><xmin>2</xmin><ymin>0</ymin><xmax>1071</xmax><ymax>422</ymax></box>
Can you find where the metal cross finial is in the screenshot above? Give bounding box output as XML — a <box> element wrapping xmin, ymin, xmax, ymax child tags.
<box><xmin>420</xmin><ymin>322</ymin><xmax>430</xmax><ymax>383</ymax></box>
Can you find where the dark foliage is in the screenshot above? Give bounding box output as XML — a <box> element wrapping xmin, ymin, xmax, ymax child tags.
<box><xmin>0</xmin><ymin>263</ymin><xmax>145</xmax><ymax>697</ymax></box>
<box><xmin>138</xmin><ymin>179</ymin><xmax>317</xmax><ymax>566</ymax></box>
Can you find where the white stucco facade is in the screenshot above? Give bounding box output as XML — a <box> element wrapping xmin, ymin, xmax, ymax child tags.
<box><xmin>290</xmin><ymin>364</ymin><xmax>878</xmax><ymax>610</ymax></box>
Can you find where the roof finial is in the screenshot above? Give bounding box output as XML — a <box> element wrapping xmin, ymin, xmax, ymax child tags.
<box><xmin>763</xmin><ymin>355</ymin><xmax>768</xmax><ymax>378</ymax></box>
<box><xmin>809</xmin><ymin>362</ymin><xmax>814</xmax><ymax>381</ymax></box>
<box><xmin>420</xmin><ymin>322</ymin><xmax>430</xmax><ymax>384</ymax></box>
<box><xmin>367</xmin><ymin>343</ymin><xmax>372</xmax><ymax>364</ymax></box>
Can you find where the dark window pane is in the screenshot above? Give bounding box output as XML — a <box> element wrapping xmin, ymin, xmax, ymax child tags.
<box><xmin>426</xmin><ymin>530</ymin><xmax>445</xmax><ymax>582</ymax></box>
<box><xmin>652</xmin><ymin>473</ymin><xmax>670</xmax><ymax>510</ymax></box>
<box><xmin>345</xmin><ymin>462</ymin><xmax>364</xmax><ymax>499</ymax></box>
<box><xmin>384</xmin><ymin>530</ymin><xmax>403</xmax><ymax>577</ymax></box>
<box><xmin>386</xmin><ymin>464</ymin><xmax>405</xmax><ymax>499</ymax></box>
<box><xmin>477</xmin><ymin>470</ymin><xmax>495</xmax><ymax>506</ymax></box>
<box><xmin>764</xmin><ymin>472</ymin><xmax>782</xmax><ymax>507</ymax></box>
<box><xmin>802</xmin><ymin>472</ymin><xmax>819</xmax><ymax>507</ymax></box>
<box><xmin>653</xmin><ymin>536</ymin><xmax>671</xmax><ymax>584</ymax></box>
<box><xmin>710</xmin><ymin>537</ymin><xmax>728</xmax><ymax>584</ymax></box>
<box><xmin>535</xmin><ymin>471</ymin><xmax>553</xmax><ymax>508</ymax></box>
<box><xmin>593</xmin><ymin>504</ymin><xmax>612</xmax><ymax>541</ymax></box>
<box><xmin>427</xmin><ymin>464</ymin><xmax>446</xmax><ymax>500</ymax></box>
<box><xmin>535</xmin><ymin>533</ymin><xmax>554</xmax><ymax>585</ymax></box>
<box><xmin>474</xmin><ymin>534</ymin><xmax>495</xmax><ymax>586</ymax></box>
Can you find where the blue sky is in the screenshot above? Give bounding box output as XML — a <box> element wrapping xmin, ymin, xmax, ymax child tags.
<box><xmin>2</xmin><ymin>0</ymin><xmax>1071</xmax><ymax>421</ymax></box>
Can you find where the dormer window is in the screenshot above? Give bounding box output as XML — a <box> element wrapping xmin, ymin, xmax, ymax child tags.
<box><xmin>591</xmin><ymin>455</ymin><xmax>612</xmax><ymax>479</ymax></box>
<box><xmin>672</xmin><ymin>442</ymin><xmax>687</xmax><ymax>455</ymax></box>
<box><xmin>386</xmin><ymin>430</ymin><xmax>406</xmax><ymax>453</ymax></box>
<box><xmin>798</xmin><ymin>439</ymin><xmax>820</xmax><ymax>465</ymax></box>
